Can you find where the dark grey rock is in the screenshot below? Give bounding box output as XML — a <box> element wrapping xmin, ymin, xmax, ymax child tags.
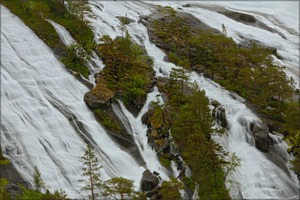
<box><xmin>211</xmin><ymin>100</ymin><xmax>220</xmax><ymax>107</ymax></box>
<box><xmin>221</xmin><ymin>11</ymin><xmax>256</xmax><ymax>23</ymax></box>
<box><xmin>251</xmin><ymin>121</ymin><xmax>271</xmax><ymax>152</ymax></box>
<box><xmin>141</xmin><ymin>169</ymin><xmax>159</xmax><ymax>191</ymax></box>
<box><xmin>213</xmin><ymin>107</ymin><xmax>227</xmax><ymax>128</ymax></box>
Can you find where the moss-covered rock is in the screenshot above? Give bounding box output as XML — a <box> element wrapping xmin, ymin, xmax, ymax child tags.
<box><xmin>84</xmin><ymin>78</ymin><xmax>115</xmax><ymax>109</ymax></box>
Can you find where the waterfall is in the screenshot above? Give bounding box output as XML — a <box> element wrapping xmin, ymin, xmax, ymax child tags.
<box><xmin>86</xmin><ymin>1</ymin><xmax>299</xmax><ymax>199</ymax></box>
<box><xmin>2</xmin><ymin>1</ymin><xmax>299</xmax><ymax>199</ymax></box>
<box><xmin>1</xmin><ymin>6</ymin><xmax>145</xmax><ymax>198</ymax></box>
<box><xmin>113</xmin><ymin>87</ymin><xmax>170</xmax><ymax>180</ymax></box>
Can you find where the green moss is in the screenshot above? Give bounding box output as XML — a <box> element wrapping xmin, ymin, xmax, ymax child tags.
<box><xmin>94</xmin><ymin>109</ymin><xmax>121</xmax><ymax>133</ymax></box>
<box><xmin>182</xmin><ymin>177</ymin><xmax>196</xmax><ymax>192</ymax></box>
<box><xmin>2</xmin><ymin>0</ymin><xmax>60</xmax><ymax>48</ymax></box>
<box><xmin>159</xmin><ymin>157</ymin><xmax>171</xmax><ymax>168</ymax></box>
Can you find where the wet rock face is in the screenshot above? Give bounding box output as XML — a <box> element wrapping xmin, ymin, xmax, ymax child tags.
<box><xmin>146</xmin><ymin>8</ymin><xmax>221</xmax><ymax>51</ymax></box>
<box><xmin>251</xmin><ymin>122</ymin><xmax>271</xmax><ymax>152</ymax></box>
<box><xmin>221</xmin><ymin>11</ymin><xmax>256</xmax><ymax>23</ymax></box>
<box><xmin>140</xmin><ymin>169</ymin><xmax>159</xmax><ymax>191</ymax></box>
<box><xmin>0</xmin><ymin>162</ymin><xmax>29</xmax><ymax>198</ymax></box>
<box><xmin>212</xmin><ymin>106</ymin><xmax>227</xmax><ymax>128</ymax></box>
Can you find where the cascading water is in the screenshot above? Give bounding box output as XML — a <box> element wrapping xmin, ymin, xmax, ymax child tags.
<box><xmin>1</xmin><ymin>6</ymin><xmax>146</xmax><ymax>198</ymax></box>
<box><xmin>86</xmin><ymin>1</ymin><xmax>299</xmax><ymax>199</ymax></box>
<box><xmin>2</xmin><ymin>1</ymin><xmax>299</xmax><ymax>199</ymax></box>
<box><xmin>47</xmin><ymin>19</ymin><xmax>104</xmax><ymax>84</ymax></box>
<box><xmin>113</xmin><ymin>87</ymin><xmax>170</xmax><ymax>179</ymax></box>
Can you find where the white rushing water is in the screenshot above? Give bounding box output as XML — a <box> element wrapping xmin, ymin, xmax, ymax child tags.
<box><xmin>2</xmin><ymin>1</ymin><xmax>299</xmax><ymax>199</ymax></box>
<box><xmin>114</xmin><ymin>88</ymin><xmax>170</xmax><ymax>180</ymax></box>
<box><xmin>87</xmin><ymin>1</ymin><xmax>299</xmax><ymax>199</ymax></box>
<box><xmin>1</xmin><ymin>5</ymin><xmax>146</xmax><ymax>198</ymax></box>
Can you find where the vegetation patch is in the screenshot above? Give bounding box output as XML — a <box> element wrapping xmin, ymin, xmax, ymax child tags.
<box><xmin>141</xmin><ymin>69</ymin><xmax>240</xmax><ymax>199</ymax></box>
<box><xmin>95</xmin><ymin>33</ymin><xmax>154</xmax><ymax>108</ymax></box>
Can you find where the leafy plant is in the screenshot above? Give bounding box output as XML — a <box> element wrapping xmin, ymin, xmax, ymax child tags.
<box><xmin>160</xmin><ymin>178</ymin><xmax>183</xmax><ymax>200</ymax></box>
<box><xmin>123</xmin><ymin>75</ymin><xmax>147</xmax><ymax>104</ymax></box>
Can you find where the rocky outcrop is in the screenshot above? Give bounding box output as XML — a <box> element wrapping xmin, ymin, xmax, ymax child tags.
<box><xmin>84</xmin><ymin>78</ymin><xmax>114</xmax><ymax>109</ymax></box>
<box><xmin>250</xmin><ymin>121</ymin><xmax>272</xmax><ymax>152</ymax></box>
<box><xmin>191</xmin><ymin>64</ymin><xmax>214</xmax><ymax>79</ymax></box>
<box><xmin>237</xmin><ymin>37</ymin><xmax>278</xmax><ymax>54</ymax></box>
<box><xmin>0</xmin><ymin>159</ymin><xmax>29</xmax><ymax>198</ymax></box>
<box><xmin>144</xmin><ymin>105</ymin><xmax>171</xmax><ymax>155</ymax></box>
<box><xmin>84</xmin><ymin>91</ymin><xmax>112</xmax><ymax>109</ymax></box>
<box><xmin>84</xmin><ymin>77</ymin><xmax>145</xmax><ymax>164</ymax></box>
<box><xmin>146</xmin><ymin>7</ymin><xmax>221</xmax><ymax>51</ymax></box>
<box><xmin>140</xmin><ymin>169</ymin><xmax>159</xmax><ymax>191</ymax></box>
<box><xmin>221</xmin><ymin>11</ymin><xmax>256</xmax><ymax>23</ymax></box>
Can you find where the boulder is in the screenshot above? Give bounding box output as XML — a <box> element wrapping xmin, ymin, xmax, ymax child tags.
<box><xmin>191</xmin><ymin>64</ymin><xmax>205</xmax><ymax>74</ymax></box>
<box><xmin>84</xmin><ymin>79</ymin><xmax>115</xmax><ymax>109</ymax></box>
<box><xmin>251</xmin><ymin>122</ymin><xmax>271</xmax><ymax>152</ymax></box>
<box><xmin>141</xmin><ymin>169</ymin><xmax>159</xmax><ymax>191</ymax></box>
<box><xmin>84</xmin><ymin>91</ymin><xmax>112</xmax><ymax>109</ymax></box>
<box><xmin>203</xmin><ymin>69</ymin><xmax>214</xmax><ymax>79</ymax></box>
<box><xmin>211</xmin><ymin>100</ymin><xmax>220</xmax><ymax>107</ymax></box>
<box><xmin>154</xmin><ymin>138</ymin><xmax>169</xmax><ymax>153</ymax></box>
<box><xmin>213</xmin><ymin>107</ymin><xmax>227</xmax><ymax>128</ymax></box>
<box><xmin>191</xmin><ymin>65</ymin><xmax>214</xmax><ymax>79</ymax></box>
<box><xmin>141</xmin><ymin>112</ymin><xmax>149</xmax><ymax>125</ymax></box>
<box><xmin>139</xmin><ymin>15</ymin><xmax>149</xmax><ymax>21</ymax></box>
<box><xmin>183</xmin><ymin>3</ymin><xmax>192</xmax><ymax>7</ymax></box>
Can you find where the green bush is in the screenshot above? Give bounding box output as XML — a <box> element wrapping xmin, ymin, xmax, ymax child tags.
<box><xmin>123</xmin><ymin>75</ymin><xmax>147</xmax><ymax>104</ymax></box>
<box><xmin>96</xmin><ymin>35</ymin><xmax>153</xmax><ymax>107</ymax></box>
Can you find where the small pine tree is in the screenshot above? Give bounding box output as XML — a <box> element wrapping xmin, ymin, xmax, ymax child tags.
<box><xmin>169</xmin><ymin>68</ymin><xmax>189</xmax><ymax>94</ymax></box>
<box><xmin>102</xmin><ymin>177</ymin><xmax>142</xmax><ymax>200</ymax></box>
<box><xmin>33</xmin><ymin>166</ymin><xmax>45</xmax><ymax>192</ymax></box>
<box><xmin>79</xmin><ymin>144</ymin><xmax>102</xmax><ymax>200</ymax></box>
<box><xmin>67</xmin><ymin>0</ymin><xmax>93</xmax><ymax>22</ymax></box>
<box><xmin>160</xmin><ymin>178</ymin><xmax>183</xmax><ymax>200</ymax></box>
